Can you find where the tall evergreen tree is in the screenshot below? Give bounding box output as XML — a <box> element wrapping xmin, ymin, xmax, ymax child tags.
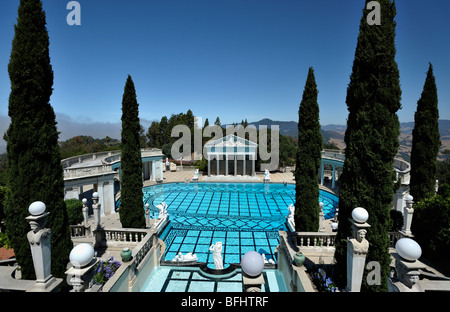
<box><xmin>409</xmin><ymin>63</ymin><xmax>441</xmax><ymax>203</ymax></box>
<box><xmin>4</xmin><ymin>0</ymin><xmax>72</xmax><ymax>279</ymax></box>
<box><xmin>119</xmin><ymin>75</ymin><xmax>146</xmax><ymax>228</ymax></box>
<box><xmin>294</xmin><ymin>67</ymin><xmax>322</xmax><ymax>232</ymax></box>
<box><xmin>334</xmin><ymin>0</ymin><xmax>402</xmax><ymax>292</ymax></box>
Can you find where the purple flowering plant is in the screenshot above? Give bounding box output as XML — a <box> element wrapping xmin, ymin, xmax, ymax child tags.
<box><xmin>309</xmin><ymin>265</ymin><xmax>338</xmax><ymax>292</ymax></box>
<box><xmin>93</xmin><ymin>256</ymin><xmax>121</xmax><ymax>286</ymax></box>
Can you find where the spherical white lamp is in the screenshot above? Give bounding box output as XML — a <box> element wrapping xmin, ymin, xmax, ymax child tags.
<box><xmin>69</xmin><ymin>243</ymin><xmax>95</xmax><ymax>267</ymax></box>
<box><xmin>28</xmin><ymin>201</ymin><xmax>46</xmax><ymax>216</ymax></box>
<box><xmin>395</xmin><ymin>238</ymin><xmax>422</xmax><ymax>262</ymax></box>
<box><xmin>82</xmin><ymin>198</ymin><xmax>87</xmax><ymax>205</ymax></box>
<box><xmin>92</xmin><ymin>192</ymin><xmax>99</xmax><ymax>199</ymax></box>
<box><xmin>405</xmin><ymin>194</ymin><xmax>413</xmax><ymax>202</ymax></box>
<box><xmin>352</xmin><ymin>207</ymin><xmax>369</xmax><ymax>223</ymax></box>
<box><xmin>241</xmin><ymin>251</ymin><xmax>265</xmax><ymax>277</ymax></box>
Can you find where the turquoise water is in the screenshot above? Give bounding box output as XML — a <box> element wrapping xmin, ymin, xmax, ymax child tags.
<box><xmin>141</xmin><ymin>266</ymin><xmax>287</xmax><ymax>292</ymax></box>
<box><xmin>142</xmin><ymin>182</ymin><xmax>338</xmax><ymax>269</ymax></box>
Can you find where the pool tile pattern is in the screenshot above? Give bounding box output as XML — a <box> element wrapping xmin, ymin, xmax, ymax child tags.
<box><xmin>143</xmin><ymin>183</ymin><xmax>338</xmax><ymax>268</ymax></box>
<box><xmin>142</xmin><ymin>266</ymin><xmax>282</xmax><ymax>292</ymax></box>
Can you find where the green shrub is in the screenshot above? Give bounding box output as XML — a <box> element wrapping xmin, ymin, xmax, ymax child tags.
<box><xmin>65</xmin><ymin>198</ymin><xmax>84</xmax><ymax>225</ymax></box>
<box><xmin>390</xmin><ymin>209</ymin><xmax>404</xmax><ymax>231</ymax></box>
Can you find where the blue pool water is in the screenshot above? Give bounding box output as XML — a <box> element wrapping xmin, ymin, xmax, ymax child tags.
<box><xmin>142</xmin><ymin>182</ymin><xmax>338</xmax><ymax>269</ymax></box>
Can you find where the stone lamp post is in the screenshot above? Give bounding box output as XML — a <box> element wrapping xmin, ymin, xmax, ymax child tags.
<box><xmin>25</xmin><ymin>201</ymin><xmax>62</xmax><ymax>292</ymax></box>
<box><xmin>389</xmin><ymin>238</ymin><xmax>425</xmax><ymax>292</ymax></box>
<box><xmin>346</xmin><ymin>207</ymin><xmax>370</xmax><ymax>292</ymax></box>
<box><xmin>65</xmin><ymin>243</ymin><xmax>99</xmax><ymax>292</ymax></box>
<box><xmin>241</xmin><ymin>251</ymin><xmax>265</xmax><ymax>292</ymax></box>
<box><xmin>401</xmin><ymin>195</ymin><xmax>414</xmax><ymax>237</ymax></box>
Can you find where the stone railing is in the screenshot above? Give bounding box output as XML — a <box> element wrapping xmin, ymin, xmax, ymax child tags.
<box><xmin>132</xmin><ymin>230</ymin><xmax>158</xmax><ymax>268</ymax></box>
<box><xmin>70</xmin><ymin>225</ymin><xmax>89</xmax><ymax>238</ymax></box>
<box><xmin>291</xmin><ymin>232</ymin><xmax>337</xmax><ymax>248</ymax></box>
<box><xmin>322</xmin><ymin>150</ymin><xmax>345</xmax><ymax>162</ymax></box>
<box><xmin>103</xmin><ymin>228</ymin><xmax>148</xmax><ymax>243</ymax></box>
<box><xmin>62</xmin><ymin>151</ymin><xmax>121</xmax><ymax>169</ymax></box>
<box><xmin>63</xmin><ymin>164</ymin><xmax>115</xmax><ymax>180</ymax></box>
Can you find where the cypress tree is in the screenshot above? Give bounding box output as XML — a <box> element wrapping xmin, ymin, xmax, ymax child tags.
<box><xmin>334</xmin><ymin>0</ymin><xmax>402</xmax><ymax>291</ymax></box>
<box><xmin>119</xmin><ymin>75</ymin><xmax>146</xmax><ymax>228</ymax></box>
<box><xmin>294</xmin><ymin>67</ymin><xmax>322</xmax><ymax>232</ymax></box>
<box><xmin>4</xmin><ymin>0</ymin><xmax>72</xmax><ymax>279</ymax></box>
<box><xmin>409</xmin><ymin>63</ymin><xmax>441</xmax><ymax>203</ymax></box>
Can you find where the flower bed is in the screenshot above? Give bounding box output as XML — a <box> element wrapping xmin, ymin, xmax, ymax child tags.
<box><xmin>308</xmin><ymin>265</ymin><xmax>338</xmax><ymax>292</ymax></box>
<box><xmin>92</xmin><ymin>257</ymin><xmax>121</xmax><ymax>286</ymax></box>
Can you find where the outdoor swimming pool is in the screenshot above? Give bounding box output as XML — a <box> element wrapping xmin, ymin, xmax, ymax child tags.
<box><xmin>142</xmin><ymin>182</ymin><xmax>338</xmax><ymax>269</ymax></box>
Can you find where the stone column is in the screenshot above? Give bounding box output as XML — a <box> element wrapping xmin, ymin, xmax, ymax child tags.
<box><xmin>243</xmin><ymin>155</ymin><xmax>246</xmax><ymax>176</ymax></box>
<box><xmin>208</xmin><ymin>154</ymin><xmax>211</xmax><ymax>177</ymax></box>
<box><xmin>252</xmin><ymin>154</ymin><xmax>256</xmax><ymax>176</ymax></box>
<box><xmin>332</xmin><ymin>164</ymin><xmax>336</xmax><ymax>189</ymax></box>
<box><xmin>216</xmin><ymin>155</ymin><xmax>220</xmax><ymax>175</ymax></box>
<box><xmin>401</xmin><ymin>195</ymin><xmax>414</xmax><ymax>237</ymax></box>
<box><xmin>320</xmin><ymin>163</ymin><xmax>324</xmax><ymax>185</ymax></box>
<box><xmin>346</xmin><ymin>207</ymin><xmax>370</xmax><ymax>292</ymax></box>
<box><xmin>225</xmin><ymin>154</ymin><xmax>228</xmax><ymax>176</ymax></box>
<box><xmin>234</xmin><ymin>155</ymin><xmax>237</xmax><ymax>176</ymax></box>
<box><xmin>25</xmin><ymin>201</ymin><xmax>62</xmax><ymax>292</ymax></box>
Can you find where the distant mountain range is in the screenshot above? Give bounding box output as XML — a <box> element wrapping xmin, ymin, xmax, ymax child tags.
<box><xmin>246</xmin><ymin>118</ymin><xmax>450</xmax><ymax>161</ymax></box>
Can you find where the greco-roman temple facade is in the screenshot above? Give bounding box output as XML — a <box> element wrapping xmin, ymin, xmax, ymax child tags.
<box><xmin>204</xmin><ymin>134</ymin><xmax>258</xmax><ymax>176</ymax></box>
<box><xmin>62</xmin><ymin>148</ymin><xmax>164</xmax><ymax>216</ymax></box>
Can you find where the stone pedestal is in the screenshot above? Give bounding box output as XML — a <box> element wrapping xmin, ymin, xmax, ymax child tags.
<box><xmin>65</xmin><ymin>258</ymin><xmax>99</xmax><ymax>292</ymax></box>
<box><xmin>242</xmin><ymin>273</ymin><xmax>265</xmax><ymax>292</ymax></box>
<box><xmin>25</xmin><ymin>202</ymin><xmax>62</xmax><ymax>292</ymax></box>
<box><xmin>388</xmin><ymin>253</ymin><xmax>426</xmax><ymax>292</ymax></box>
<box><xmin>346</xmin><ymin>210</ymin><xmax>370</xmax><ymax>292</ymax></box>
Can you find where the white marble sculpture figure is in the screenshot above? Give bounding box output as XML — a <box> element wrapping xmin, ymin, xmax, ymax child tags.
<box><xmin>209</xmin><ymin>242</ymin><xmax>224</xmax><ymax>270</ymax></box>
<box><xmin>172</xmin><ymin>252</ymin><xmax>198</xmax><ymax>262</ymax></box>
<box><xmin>193</xmin><ymin>169</ymin><xmax>199</xmax><ymax>180</ymax></box>
<box><xmin>156</xmin><ymin>202</ymin><xmax>168</xmax><ymax>219</ymax></box>
<box><xmin>261</xmin><ymin>254</ymin><xmax>275</xmax><ymax>264</ymax></box>
<box><xmin>264</xmin><ymin>169</ymin><xmax>270</xmax><ymax>180</ymax></box>
<box><xmin>287</xmin><ymin>204</ymin><xmax>295</xmax><ymax>230</ymax></box>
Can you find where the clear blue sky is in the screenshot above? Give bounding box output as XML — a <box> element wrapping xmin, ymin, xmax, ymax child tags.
<box><xmin>0</xmin><ymin>0</ymin><xmax>449</xmax><ymax>141</ymax></box>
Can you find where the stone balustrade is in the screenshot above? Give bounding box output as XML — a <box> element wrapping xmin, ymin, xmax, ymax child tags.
<box><xmin>70</xmin><ymin>225</ymin><xmax>89</xmax><ymax>238</ymax></box>
<box><xmin>292</xmin><ymin>232</ymin><xmax>337</xmax><ymax>248</ymax></box>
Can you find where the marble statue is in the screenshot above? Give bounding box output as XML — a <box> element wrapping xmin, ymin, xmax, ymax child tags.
<box><xmin>193</xmin><ymin>169</ymin><xmax>199</xmax><ymax>181</ymax></box>
<box><xmin>209</xmin><ymin>242</ymin><xmax>224</xmax><ymax>270</ymax></box>
<box><xmin>287</xmin><ymin>204</ymin><xmax>295</xmax><ymax>231</ymax></box>
<box><xmin>156</xmin><ymin>202</ymin><xmax>168</xmax><ymax>219</ymax></box>
<box><xmin>264</xmin><ymin>169</ymin><xmax>270</xmax><ymax>181</ymax></box>
<box><xmin>172</xmin><ymin>252</ymin><xmax>198</xmax><ymax>262</ymax></box>
<box><xmin>349</xmin><ymin>228</ymin><xmax>369</xmax><ymax>255</ymax></box>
